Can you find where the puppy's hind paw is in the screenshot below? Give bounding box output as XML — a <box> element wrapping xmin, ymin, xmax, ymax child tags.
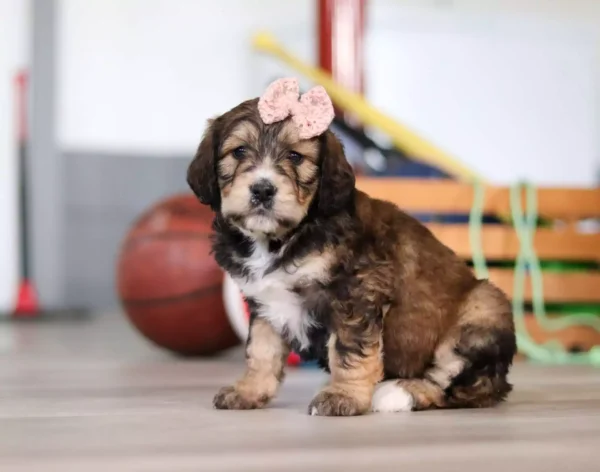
<box><xmin>371</xmin><ymin>380</ymin><xmax>414</xmax><ymax>413</ymax></box>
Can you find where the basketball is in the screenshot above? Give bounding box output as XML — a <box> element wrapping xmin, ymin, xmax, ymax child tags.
<box><xmin>116</xmin><ymin>193</ymin><xmax>240</xmax><ymax>356</ymax></box>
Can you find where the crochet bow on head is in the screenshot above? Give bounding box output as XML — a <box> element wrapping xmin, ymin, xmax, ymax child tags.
<box><xmin>257</xmin><ymin>78</ymin><xmax>335</xmax><ymax>140</ymax></box>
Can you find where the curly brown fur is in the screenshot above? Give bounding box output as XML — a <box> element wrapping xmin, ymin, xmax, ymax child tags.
<box><xmin>188</xmin><ymin>97</ymin><xmax>516</xmax><ymax>416</ymax></box>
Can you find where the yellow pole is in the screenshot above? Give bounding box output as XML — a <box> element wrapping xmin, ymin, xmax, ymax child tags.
<box><xmin>252</xmin><ymin>31</ymin><xmax>485</xmax><ymax>182</ymax></box>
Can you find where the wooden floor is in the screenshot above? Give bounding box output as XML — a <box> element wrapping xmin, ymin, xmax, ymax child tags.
<box><xmin>1</xmin><ymin>313</ymin><xmax>600</xmax><ymax>471</ymax></box>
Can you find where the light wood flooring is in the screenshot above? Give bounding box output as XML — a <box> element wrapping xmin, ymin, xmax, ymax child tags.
<box><xmin>1</xmin><ymin>312</ymin><xmax>600</xmax><ymax>471</ymax></box>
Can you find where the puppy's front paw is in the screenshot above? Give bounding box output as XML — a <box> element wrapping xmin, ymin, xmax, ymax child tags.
<box><xmin>308</xmin><ymin>389</ymin><xmax>366</xmax><ymax>417</ymax></box>
<box><xmin>212</xmin><ymin>386</ymin><xmax>268</xmax><ymax>410</ymax></box>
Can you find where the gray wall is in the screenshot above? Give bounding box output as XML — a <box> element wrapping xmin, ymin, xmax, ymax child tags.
<box><xmin>64</xmin><ymin>153</ymin><xmax>192</xmax><ymax>310</ymax></box>
<box><xmin>30</xmin><ymin>0</ymin><xmax>65</xmax><ymax>308</ymax></box>
<box><xmin>30</xmin><ymin>0</ymin><xmax>195</xmax><ymax>311</ymax></box>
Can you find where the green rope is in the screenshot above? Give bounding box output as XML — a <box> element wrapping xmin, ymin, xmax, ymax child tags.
<box><xmin>510</xmin><ymin>182</ymin><xmax>600</xmax><ymax>332</ymax></box>
<box><xmin>468</xmin><ymin>180</ymin><xmax>488</xmax><ymax>280</ymax></box>
<box><xmin>468</xmin><ymin>179</ymin><xmax>600</xmax><ymax>365</ymax></box>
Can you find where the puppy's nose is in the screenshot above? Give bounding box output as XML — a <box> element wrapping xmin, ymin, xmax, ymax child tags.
<box><xmin>250</xmin><ymin>179</ymin><xmax>277</xmax><ymax>205</ymax></box>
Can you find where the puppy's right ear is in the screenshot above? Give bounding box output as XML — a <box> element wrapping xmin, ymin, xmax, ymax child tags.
<box><xmin>187</xmin><ymin>118</ymin><xmax>221</xmax><ymax>211</ymax></box>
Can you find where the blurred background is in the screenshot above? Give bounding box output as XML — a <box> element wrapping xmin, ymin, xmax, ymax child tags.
<box><xmin>0</xmin><ymin>0</ymin><xmax>599</xmax><ymax>339</ymax></box>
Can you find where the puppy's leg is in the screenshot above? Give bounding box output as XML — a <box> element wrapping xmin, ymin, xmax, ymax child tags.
<box><xmin>309</xmin><ymin>326</ymin><xmax>384</xmax><ymax>417</ymax></box>
<box><xmin>373</xmin><ymin>333</ymin><xmax>470</xmax><ymax>412</ymax></box>
<box><xmin>213</xmin><ymin>317</ymin><xmax>289</xmax><ymax>410</ymax></box>
<box><xmin>444</xmin><ymin>280</ymin><xmax>516</xmax><ymax>409</ymax></box>
<box><xmin>372</xmin><ymin>280</ymin><xmax>516</xmax><ymax>412</ymax></box>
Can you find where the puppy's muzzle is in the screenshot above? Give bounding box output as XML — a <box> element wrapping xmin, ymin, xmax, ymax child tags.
<box><xmin>249</xmin><ymin>179</ymin><xmax>277</xmax><ymax>209</ymax></box>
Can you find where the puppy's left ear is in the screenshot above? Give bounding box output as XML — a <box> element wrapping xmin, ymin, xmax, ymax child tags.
<box><xmin>316</xmin><ymin>130</ymin><xmax>355</xmax><ymax>216</ymax></box>
<box><xmin>187</xmin><ymin>118</ymin><xmax>221</xmax><ymax>211</ymax></box>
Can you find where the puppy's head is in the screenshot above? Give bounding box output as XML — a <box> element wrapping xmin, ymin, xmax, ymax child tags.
<box><xmin>187</xmin><ymin>98</ymin><xmax>354</xmax><ymax>238</ymax></box>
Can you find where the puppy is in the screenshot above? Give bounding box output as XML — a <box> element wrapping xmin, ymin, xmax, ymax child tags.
<box><xmin>187</xmin><ymin>78</ymin><xmax>516</xmax><ymax>416</ymax></box>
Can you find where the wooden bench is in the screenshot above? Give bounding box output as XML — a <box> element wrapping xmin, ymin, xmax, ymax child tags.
<box><xmin>356</xmin><ymin>177</ymin><xmax>600</xmax><ymax>353</ymax></box>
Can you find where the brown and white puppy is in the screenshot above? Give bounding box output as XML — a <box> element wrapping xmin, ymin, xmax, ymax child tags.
<box><xmin>187</xmin><ymin>98</ymin><xmax>516</xmax><ymax>416</ymax></box>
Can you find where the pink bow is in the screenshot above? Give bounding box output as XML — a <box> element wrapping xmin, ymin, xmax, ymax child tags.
<box><xmin>257</xmin><ymin>78</ymin><xmax>334</xmax><ymax>139</ymax></box>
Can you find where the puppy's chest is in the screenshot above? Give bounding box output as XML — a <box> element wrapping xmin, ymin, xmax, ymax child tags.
<box><xmin>233</xmin><ymin>244</ymin><xmax>330</xmax><ymax>350</ymax></box>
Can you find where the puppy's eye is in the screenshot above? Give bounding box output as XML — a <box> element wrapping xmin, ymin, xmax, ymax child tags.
<box><xmin>288</xmin><ymin>151</ymin><xmax>304</xmax><ymax>165</ymax></box>
<box><xmin>232</xmin><ymin>146</ymin><xmax>247</xmax><ymax>160</ymax></box>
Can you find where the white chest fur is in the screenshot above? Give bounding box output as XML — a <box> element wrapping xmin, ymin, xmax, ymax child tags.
<box><xmin>233</xmin><ymin>242</ymin><xmax>330</xmax><ymax>350</ymax></box>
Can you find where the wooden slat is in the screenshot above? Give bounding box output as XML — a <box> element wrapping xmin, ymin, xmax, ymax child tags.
<box><xmin>426</xmin><ymin>224</ymin><xmax>600</xmax><ymax>261</ymax></box>
<box><xmin>487</xmin><ymin>269</ymin><xmax>600</xmax><ymax>303</ymax></box>
<box><xmin>356</xmin><ymin>178</ymin><xmax>600</xmax><ymax>220</ymax></box>
<box><xmin>524</xmin><ymin>315</ymin><xmax>600</xmax><ymax>352</ymax></box>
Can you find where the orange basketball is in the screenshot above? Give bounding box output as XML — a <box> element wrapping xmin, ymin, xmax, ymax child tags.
<box><xmin>116</xmin><ymin>193</ymin><xmax>240</xmax><ymax>356</ymax></box>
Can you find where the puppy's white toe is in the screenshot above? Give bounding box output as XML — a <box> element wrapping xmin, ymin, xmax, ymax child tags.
<box><xmin>371</xmin><ymin>381</ymin><xmax>414</xmax><ymax>412</ymax></box>
<box><xmin>310</xmin><ymin>407</ymin><xmax>318</xmax><ymax>416</ymax></box>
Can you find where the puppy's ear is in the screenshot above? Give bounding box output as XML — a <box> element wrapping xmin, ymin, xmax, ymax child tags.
<box><xmin>187</xmin><ymin>118</ymin><xmax>221</xmax><ymax>211</ymax></box>
<box><xmin>317</xmin><ymin>130</ymin><xmax>356</xmax><ymax>216</ymax></box>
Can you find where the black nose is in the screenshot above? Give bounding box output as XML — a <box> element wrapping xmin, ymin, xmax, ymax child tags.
<box><xmin>250</xmin><ymin>179</ymin><xmax>277</xmax><ymax>205</ymax></box>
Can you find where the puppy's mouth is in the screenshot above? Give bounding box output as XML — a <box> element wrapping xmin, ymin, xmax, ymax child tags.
<box><xmin>249</xmin><ymin>203</ymin><xmax>274</xmax><ymax>214</ymax></box>
<box><xmin>226</xmin><ymin>210</ymin><xmax>298</xmax><ymax>237</ymax></box>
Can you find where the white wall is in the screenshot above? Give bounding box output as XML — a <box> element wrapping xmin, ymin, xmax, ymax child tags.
<box><xmin>57</xmin><ymin>0</ymin><xmax>600</xmax><ymax>185</ymax></box>
<box><xmin>381</xmin><ymin>0</ymin><xmax>600</xmax><ymax>21</ymax></box>
<box><xmin>0</xmin><ymin>0</ymin><xmax>30</xmax><ymax>313</ymax></box>
<box><xmin>368</xmin><ymin>1</ymin><xmax>600</xmax><ymax>185</ymax></box>
<box><xmin>57</xmin><ymin>0</ymin><xmax>315</xmax><ymax>155</ymax></box>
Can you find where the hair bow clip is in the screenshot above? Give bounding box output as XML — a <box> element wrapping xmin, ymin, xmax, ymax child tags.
<box><xmin>257</xmin><ymin>77</ymin><xmax>335</xmax><ymax>139</ymax></box>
